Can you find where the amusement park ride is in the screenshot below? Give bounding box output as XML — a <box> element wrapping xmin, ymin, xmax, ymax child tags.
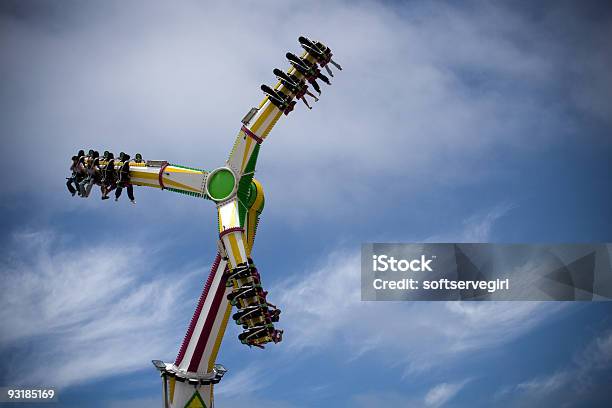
<box><xmin>67</xmin><ymin>37</ymin><xmax>341</xmax><ymax>407</ymax></box>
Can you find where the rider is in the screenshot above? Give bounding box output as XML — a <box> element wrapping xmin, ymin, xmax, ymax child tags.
<box><xmin>75</xmin><ymin>155</ymin><xmax>88</xmax><ymax>196</ymax></box>
<box><xmin>66</xmin><ymin>156</ymin><xmax>80</xmax><ymax>196</ymax></box>
<box><xmin>85</xmin><ymin>151</ymin><xmax>102</xmax><ymax>197</ymax></box>
<box><xmin>101</xmin><ymin>152</ymin><xmax>116</xmax><ymax>200</ymax></box>
<box><xmin>80</xmin><ymin>151</ymin><xmax>100</xmax><ymax>198</ymax></box>
<box><xmin>115</xmin><ymin>152</ymin><xmax>135</xmax><ymax>204</ymax></box>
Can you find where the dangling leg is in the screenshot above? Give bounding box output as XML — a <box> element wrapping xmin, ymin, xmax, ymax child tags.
<box><xmin>115</xmin><ymin>183</ymin><xmax>123</xmax><ymax>201</ymax></box>
<box><xmin>127</xmin><ymin>184</ymin><xmax>135</xmax><ymax>204</ymax></box>
<box><xmin>66</xmin><ymin>178</ymin><xmax>77</xmax><ymax>196</ymax></box>
<box><xmin>85</xmin><ymin>179</ymin><xmax>95</xmax><ymax>197</ymax></box>
<box><xmin>78</xmin><ymin>177</ymin><xmax>88</xmax><ymax>197</ymax></box>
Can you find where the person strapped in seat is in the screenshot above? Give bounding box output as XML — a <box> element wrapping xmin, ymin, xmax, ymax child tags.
<box><xmin>101</xmin><ymin>151</ymin><xmax>117</xmax><ymax>200</ymax></box>
<box><xmin>66</xmin><ymin>155</ymin><xmax>80</xmax><ymax>196</ymax></box>
<box><xmin>115</xmin><ymin>152</ymin><xmax>135</xmax><ymax>204</ymax></box>
<box><xmin>80</xmin><ymin>150</ymin><xmax>101</xmax><ymax>198</ymax></box>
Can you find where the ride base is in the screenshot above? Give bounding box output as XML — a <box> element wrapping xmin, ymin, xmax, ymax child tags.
<box><xmin>153</xmin><ymin>360</ymin><xmax>227</xmax><ymax>408</ymax></box>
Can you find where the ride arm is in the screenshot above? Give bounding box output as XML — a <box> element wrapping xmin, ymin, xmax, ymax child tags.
<box><xmin>92</xmin><ymin>159</ymin><xmax>210</xmax><ymax>198</ymax></box>
<box><xmin>217</xmin><ymin>187</ymin><xmax>281</xmax><ymax>348</ymax></box>
<box><xmin>226</xmin><ymin>36</ymin><xmax>341</xmax><ymax>179</ymax></box>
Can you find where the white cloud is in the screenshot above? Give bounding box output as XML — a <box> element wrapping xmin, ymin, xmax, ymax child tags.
<box><xmin>459</xmin><ymin>203</ymin><xmax>516</xmax><ymax>242</ymax></box>
<box><xmin>426</xmin><ymin>203</ymin><xmax>515</xmax><ymax>243</ymax></box>
<box><xmin>355</xmin><ymin>331</ymin><xmax>612</xmax><ymax>408</ymax></box>
<box><xmin>516</xmin><ymin>371</ymin><xmax>570</xmax><ymax>395</ymax></box>
<box><xmin>0</xmin><ymin>230</ymin><xmax>201</xmax><ymax>389</ymax></box>
<box><xmin>352</xmin><ymin>379</ymin><xmax>471</xmax><ymax>408</ymax></box>
<box><xmin>216</xmin><ymin>364</ymin><xmax>271</xmax><ymax>397</ymax></box>
<box><xmin>424</xmin><ymin>379</ymin><xmax>470</xmax><ymax>408</ymax></box>
<box><xmin>496</xmin><ymin>330</ymin><xmax>612</xmax><ymax>406</ymax></box>
<box><xmin>575</xmin><ymin>330</ymin><xmax>612</xmax><ymax>372</ymax></box>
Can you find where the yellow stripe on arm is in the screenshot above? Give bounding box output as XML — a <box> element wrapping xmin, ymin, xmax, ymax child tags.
<box><xmin>228</xmin><ymin>234</ymin><xmax>244</xmax><ymax>265</ymax></box>
<box><xmin>207</xmin><ymin>302</ymin><xmax>233</xmax><ymax>372</ymax></box>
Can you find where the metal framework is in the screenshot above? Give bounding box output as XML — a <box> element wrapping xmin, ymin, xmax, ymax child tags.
<box><xmin>69</xmin><ymin>36</ymin><xmax>340</xmax><ymax>408</ymax></box>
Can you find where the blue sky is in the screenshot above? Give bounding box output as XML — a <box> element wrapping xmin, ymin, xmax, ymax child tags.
<box><xmin>1</xmin><ymin>0</ymin><xmax>611</xmax><ymax>407</ymax></box>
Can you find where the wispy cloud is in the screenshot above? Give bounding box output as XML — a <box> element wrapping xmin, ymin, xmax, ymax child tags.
<box><xmin>424</xmin><ymin>203</ymin><xmax>516</xmax><ymax>243</ymax></box>
<box><xmin>352</xmin><ymin>378</ymin><xmax>471</xmax><ymax>408</ymax></box>
<box><xmin>496</xmin><ymin>330</ymin><xmax>612</xmax><ymax>406</ymax></box>
<box><xmin>424</xmin><ymin>379</ymin><xmax>471</xmax><ymax>408</ymax></box>
<box><xmin>0</xmin><ymin>230</ymin><xmax>200</xmax><ymax>389</ymax></box>
<box><xmin>575</xmin><ymin>329</ymin><xmax>612</xmax><ymax>373</ymax></box>
<box><xmin>515</xmin><ymin>371</ymin><xmax>570</xmax><ymax>395</ymax></box>
<box><xmin>216</xmin><ymin>364</ymin><xmax>271</xmax><ymax>397</ymax></box>
<box><xmin>459</xmin><ymin>203</ymin><xmax>516</xmax><ymax>242</ymax></box>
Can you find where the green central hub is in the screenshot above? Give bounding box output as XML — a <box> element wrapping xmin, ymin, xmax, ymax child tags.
<box><xmin>206</xmin><ymin>167</ymin><xmax>237</xmax><ymax>201</ymax></box>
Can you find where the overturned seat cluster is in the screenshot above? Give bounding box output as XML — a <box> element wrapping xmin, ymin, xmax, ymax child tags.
<box><xmin>226</xmin><ymin>258</ymin><xmax>282</xmax><ymax>348</ymax></box>
<box><xmin>261</xmin><ymin>36</ymin><xmax>342</xmax><ymax>114</ymax></box>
